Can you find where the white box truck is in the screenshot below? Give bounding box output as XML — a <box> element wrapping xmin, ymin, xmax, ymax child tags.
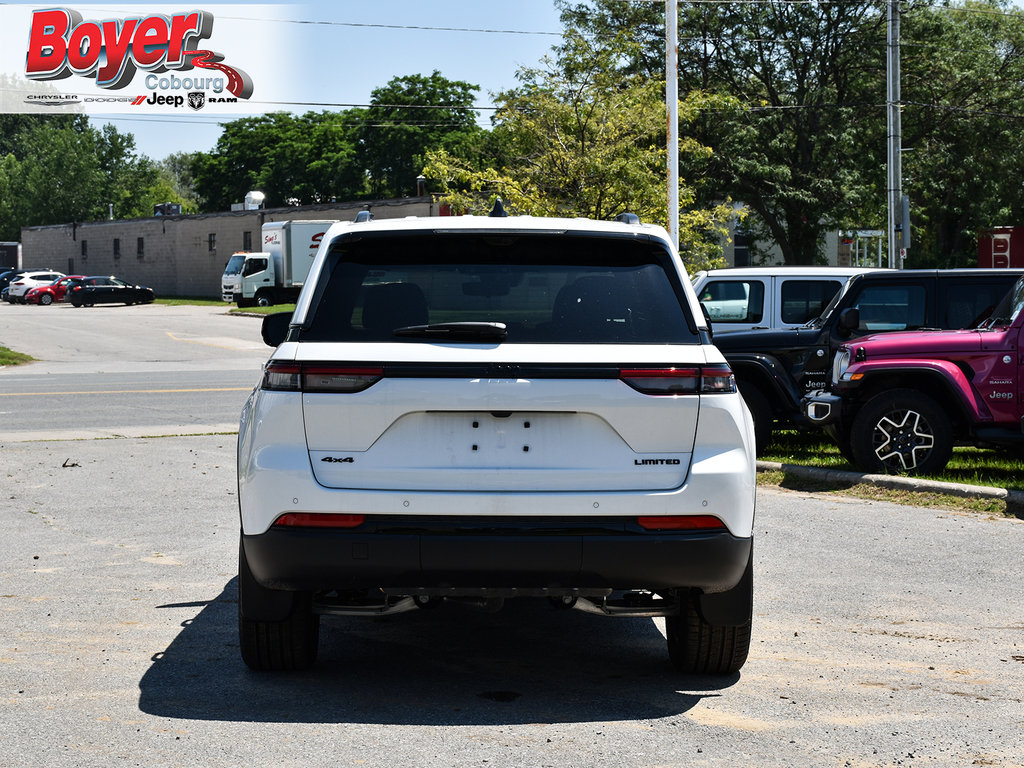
<box><xmin>221</xmin><ymin>220</ymin><xmax>335</xmax><ymax>307</ymax></box>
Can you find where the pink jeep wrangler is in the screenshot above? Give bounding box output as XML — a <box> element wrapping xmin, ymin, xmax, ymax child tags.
<box><xmin>804</xmin><ymin>276</ymin><xmax>1024</xmax><ymax>474</ymax></box>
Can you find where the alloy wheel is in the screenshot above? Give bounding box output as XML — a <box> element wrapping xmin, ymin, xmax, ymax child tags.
<box><xmin>871</xmin><ymin>409</ymin><xmax>935</xmax><ymax>471</ymax></box>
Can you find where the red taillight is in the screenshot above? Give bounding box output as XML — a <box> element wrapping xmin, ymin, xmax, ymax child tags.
<box><xmin>273</xmin><ymin>513</ymin><xmax>365</xmax><ymax>528</ymax></box>
<box><xmin>262</xmin><ymin>361</ymin><xmax>302</xmax><ymax>391</ymax></box>
<box><xmin>699</xmin><ymin>364</ymin><xmax>737</xmax><ymax>393</ymax></box>
<box><xmin>620</xmin><ymin>367</ymin><xmax>700</xmax><ymax>394</ymax></box>
<box><xmin>637</xmin><ymin>515</ymin><xmax>726</xmax><ymax>531</ymax></box>
<box><xmin>619</xmin><ymin>364</ymin><xmax>735</xmax><ymax>395</ymax></box>
<box><xmin>261</xmin><ymin>362</ymin><xmax>383</xmax><ymax>393</ymax></box>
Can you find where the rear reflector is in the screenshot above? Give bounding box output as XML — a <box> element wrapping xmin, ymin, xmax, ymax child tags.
<box><xmin>273</xmin><ymin>513</ymin><xmax>365</xmax><ymax>528</ymax></box>
<box><xmin>262</xmin><ymin>362</ymin><xmax>383</xmax><ymax>392</ymax></box>
<box><xmin>637</xmin><ymin>515</ymin><xmax>726</xmax><ymax>531</ymax></box>
<box><xmin>620</xmin><ymin>364</ymin><xmax>736</xmax><ymax>395</ymax></box>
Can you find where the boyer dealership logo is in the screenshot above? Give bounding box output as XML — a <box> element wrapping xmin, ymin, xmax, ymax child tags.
<box><xmin>24</xmin><ymin>8</ymin><xmax>253</xmax><ymax>102</ymax></box>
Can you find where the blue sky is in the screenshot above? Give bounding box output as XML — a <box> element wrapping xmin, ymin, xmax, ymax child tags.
<box><xmin>86</xmin><ymin>1</ymin><xmax>567</xmax><ymax>160</ymax></box>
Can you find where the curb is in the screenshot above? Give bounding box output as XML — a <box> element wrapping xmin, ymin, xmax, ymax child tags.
<box><xmin>757</xmin><ymin>460</ymin><xmax>1024</xmax><ymax>514</ymax></box>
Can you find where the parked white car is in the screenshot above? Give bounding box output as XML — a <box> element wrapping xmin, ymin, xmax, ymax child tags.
<box><xmin>691</xmin><ymin>266</ymin><xmax>883</xmax><ymax>333</ymax></box>
<box><xmin>237</xmin><ymin>209</ymin><xmax>757</xmax><ymax>674</ymax></box>
<box><xmin>5</xmin><ymin>270</ymin><xmax>66</xmax><ymax>303</ymax></box>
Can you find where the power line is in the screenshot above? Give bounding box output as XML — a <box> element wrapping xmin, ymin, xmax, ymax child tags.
<box><xmin>251</xmin><ymin>100</ymin><xmax>496</xmax><ymax>111</ymax></box>
<box><xmin>86</xmin><ymin>114</ymin><xmax>483</xmax><ymax>128</ymax></box>
<box><xmin>219</xmin><ymin>16</ymin><xmax>563</xmax><ymax>36</ymax></box>
<box><xmin>902</xmin><ymin>99</ymin><xmax>1024</xmax><ymax>120</ymax></box>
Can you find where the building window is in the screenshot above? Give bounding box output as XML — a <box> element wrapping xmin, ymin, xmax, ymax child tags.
<box><xmin>208</xmin><ymin>233</ymin><xmax>216</xmax><ymax>254</ymax></box>
<box><xmin>137</xmin><ymin>237</ymin><xmax>144</xmax><ymax>259</ymax></box>
<box><xmin>81</xmin><ymin>240</ymin><xmax>88</xmax><ymax>259</ymax></box>
<box><xmin>113</xmin><ymin>238</ymin><xmax>121</xmax><ymax>259</ymax></box>
<box><xmin>243</xmin><ymin>230</ymin><xmax>253</xmax><ymax>251</ymax></box>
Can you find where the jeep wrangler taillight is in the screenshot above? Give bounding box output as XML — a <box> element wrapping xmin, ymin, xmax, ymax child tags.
<box><xmin>262</xmin><ymin>362</ymin><xmax>383</xmax><ymax>393</ymax></box>
<box><xmin>619</xmin><ymin>364</ymin><xmax>736</xmax><ymax>395</ymax></box>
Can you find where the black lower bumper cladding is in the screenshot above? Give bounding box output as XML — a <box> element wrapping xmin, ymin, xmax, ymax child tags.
<box><xmin>243</xmin><ymin>515</ymin><xmax>751</xmax><ymax>595</ymax></box>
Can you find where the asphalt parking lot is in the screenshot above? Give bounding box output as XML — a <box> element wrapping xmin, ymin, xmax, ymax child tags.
<box><xmin>1</xmin><ymin>303</ymin><xmax>1022</xmax><ymax>767</ymax></box>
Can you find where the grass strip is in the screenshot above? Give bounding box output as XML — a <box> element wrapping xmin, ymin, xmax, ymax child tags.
<box><xmin>0</xmin><ymin>346</ymin><xmax>34</xmax><ymax>366</ymax></box>
<box><xmin>763</xmin><ymin>430</ymin><xmax>1024</xmax><ymax>492</ymax></box>
<box><xmin>154</xmin><ymin>296</ymin><xmax>227</xmax><ymax>306</ymax></box>
<box><xmin>757</xmin><ymin>469</ymin><xmax>1017</xmax><ymax>518</ymax></box>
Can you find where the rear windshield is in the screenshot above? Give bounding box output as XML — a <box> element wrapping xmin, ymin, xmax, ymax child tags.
<box><xmin>301</xmin><ymin>232</ymin><xmax>698</xmax><ymax>344</ymax></box>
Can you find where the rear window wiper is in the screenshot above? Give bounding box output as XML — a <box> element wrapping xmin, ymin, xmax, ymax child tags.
<box><xmin>393</xmin><ymin>322</ymin><xmax>508</xmax><ymax>341</ymax></box>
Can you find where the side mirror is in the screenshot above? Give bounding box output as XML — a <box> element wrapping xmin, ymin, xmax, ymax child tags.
<box><xmin>837</xmin><ymin>307</ymin><xmax>860</xmax><ymax>336</ymax></box>
<box><xmin>261</xmin><ymin>311</ymin><xmax>292</xmax><ymax>347</ymax></box>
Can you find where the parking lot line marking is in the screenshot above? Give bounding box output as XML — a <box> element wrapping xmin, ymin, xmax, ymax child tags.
<box><xmin>0</xmin><ymin>388</ymin><xmax>251</xmax><ymax>397</ymax></box>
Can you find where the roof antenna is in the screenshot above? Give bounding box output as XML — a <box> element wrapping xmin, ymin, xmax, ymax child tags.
<box><xmin>489</xmin><ymin>198</ymin><xmax>508</xmax><ymax>217</ymax></box>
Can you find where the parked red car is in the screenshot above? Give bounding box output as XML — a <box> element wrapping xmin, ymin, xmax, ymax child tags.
<box><xmin>25</xmin><ymin>275</ymin><xmax>86</xmax><ymax>305</ymax></box>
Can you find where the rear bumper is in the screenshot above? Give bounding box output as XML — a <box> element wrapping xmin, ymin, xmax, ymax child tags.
<box><xmin>242</xmin><ymin>516</ymin><xmax>752</xmax><ymax>595</ymax></box>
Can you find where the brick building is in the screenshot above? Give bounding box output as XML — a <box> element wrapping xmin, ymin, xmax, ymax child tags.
<box><xmin>20</xmin><ymin>197</ymin><xmax>437</xmax><ymax>298</ymax></box>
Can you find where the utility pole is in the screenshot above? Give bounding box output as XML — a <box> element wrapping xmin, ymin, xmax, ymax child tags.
<box><xmin>886</xmin><ymin>0</ymin><xmax>903</xmax><ymax>268</ymax></box>
<box><xmin>666</xmin><ymin>0</ymin><xmax>679</xmax><ymax>253</ymax></box>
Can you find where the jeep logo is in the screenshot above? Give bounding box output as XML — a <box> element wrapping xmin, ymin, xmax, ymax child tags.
<box><xmin>989</xmin><ymin>391</ymin><xmax>1014</xmax><ymax>401</ymax></box>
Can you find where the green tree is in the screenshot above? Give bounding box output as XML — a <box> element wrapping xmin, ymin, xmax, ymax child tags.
<box><xmin>13</xmin><ymin>121</ymin><xmax>105</xmax><ymax>228</ymax></box>
<box><xmin>424</xmin><ymin>36</ymin><xmax>737</xmax><ymax>272</ymax></box>
<box><xmin>192</xmin><ymin>111</ymin><xmax>365</xmax><ymax>211</ymax></box>
<box><xmin>559</xmin><ymin>0</ymin><xmax>882</xmax><ymax>265</ymax></box>
<box><xmin>559</xmin><ymin>0</ymin><xmax>1024</xmax><ymax>267</ymax></box>
<box><xmin>358</xmin><ymin>71</ymin><xmax>483</xmax><ymax>198</ymax></box>
<box><xmin>0</xmin><ymin>117</ymin><xmax>181</xmax><ymax>239</ymax></box>
<box><xmin>157</xmin><ymin>152</ymin><xmax>202</xmax><ymax>212</ymax></box>
<box><xmin>0</xmin><ymin>154</ymin><xmax>21</xmax><ymax>242</ymax></box>
<box><xmin>96</xmin><ymin>124</ymin><xmax>163</xmax><ymax>220</ymax></box>
<box><xmin>899</xmin><ymin>1</ymin><xmax>1024</xmax><ymax>266</ymax></box>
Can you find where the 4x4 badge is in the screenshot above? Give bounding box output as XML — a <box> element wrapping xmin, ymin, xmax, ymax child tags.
<box><xmin>321</xmin><ymin>456</ymin><xmax>354</xmax><ymax>463</ymax></box>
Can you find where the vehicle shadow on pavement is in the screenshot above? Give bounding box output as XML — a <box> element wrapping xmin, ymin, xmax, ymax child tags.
<box><xmin>138</xmin><ymin>579</ymin><xmax>739</xmax><ymax>725</ymax></box>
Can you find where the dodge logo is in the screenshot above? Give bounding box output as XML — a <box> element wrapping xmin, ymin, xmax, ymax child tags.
<box><xmin>187</xmin><ymin>91</ymin><xmax>206</xmax><ymax>111</ymax></box>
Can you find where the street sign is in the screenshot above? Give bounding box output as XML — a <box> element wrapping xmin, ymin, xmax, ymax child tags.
<box><xmin>856</xmin><ymin>230</ymin><xmax>884</xmax><ymax>238</ymax></box>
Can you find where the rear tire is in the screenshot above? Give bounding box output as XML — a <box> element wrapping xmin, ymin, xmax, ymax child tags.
<box><xmin>238</xmin><ymin>543</ymin><xmax>320</xmax><ymax>671</ymax></box>
<box><xmin>665</xmin><ymin>554</ymin><xmax>752</xmax><ymax>675</ymax></box>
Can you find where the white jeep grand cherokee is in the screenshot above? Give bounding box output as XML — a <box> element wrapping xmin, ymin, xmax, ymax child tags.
<box><xmin>237</xmin><ymin>209</ymin><xmax>757</xmax><ymax>674</ymax></box>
